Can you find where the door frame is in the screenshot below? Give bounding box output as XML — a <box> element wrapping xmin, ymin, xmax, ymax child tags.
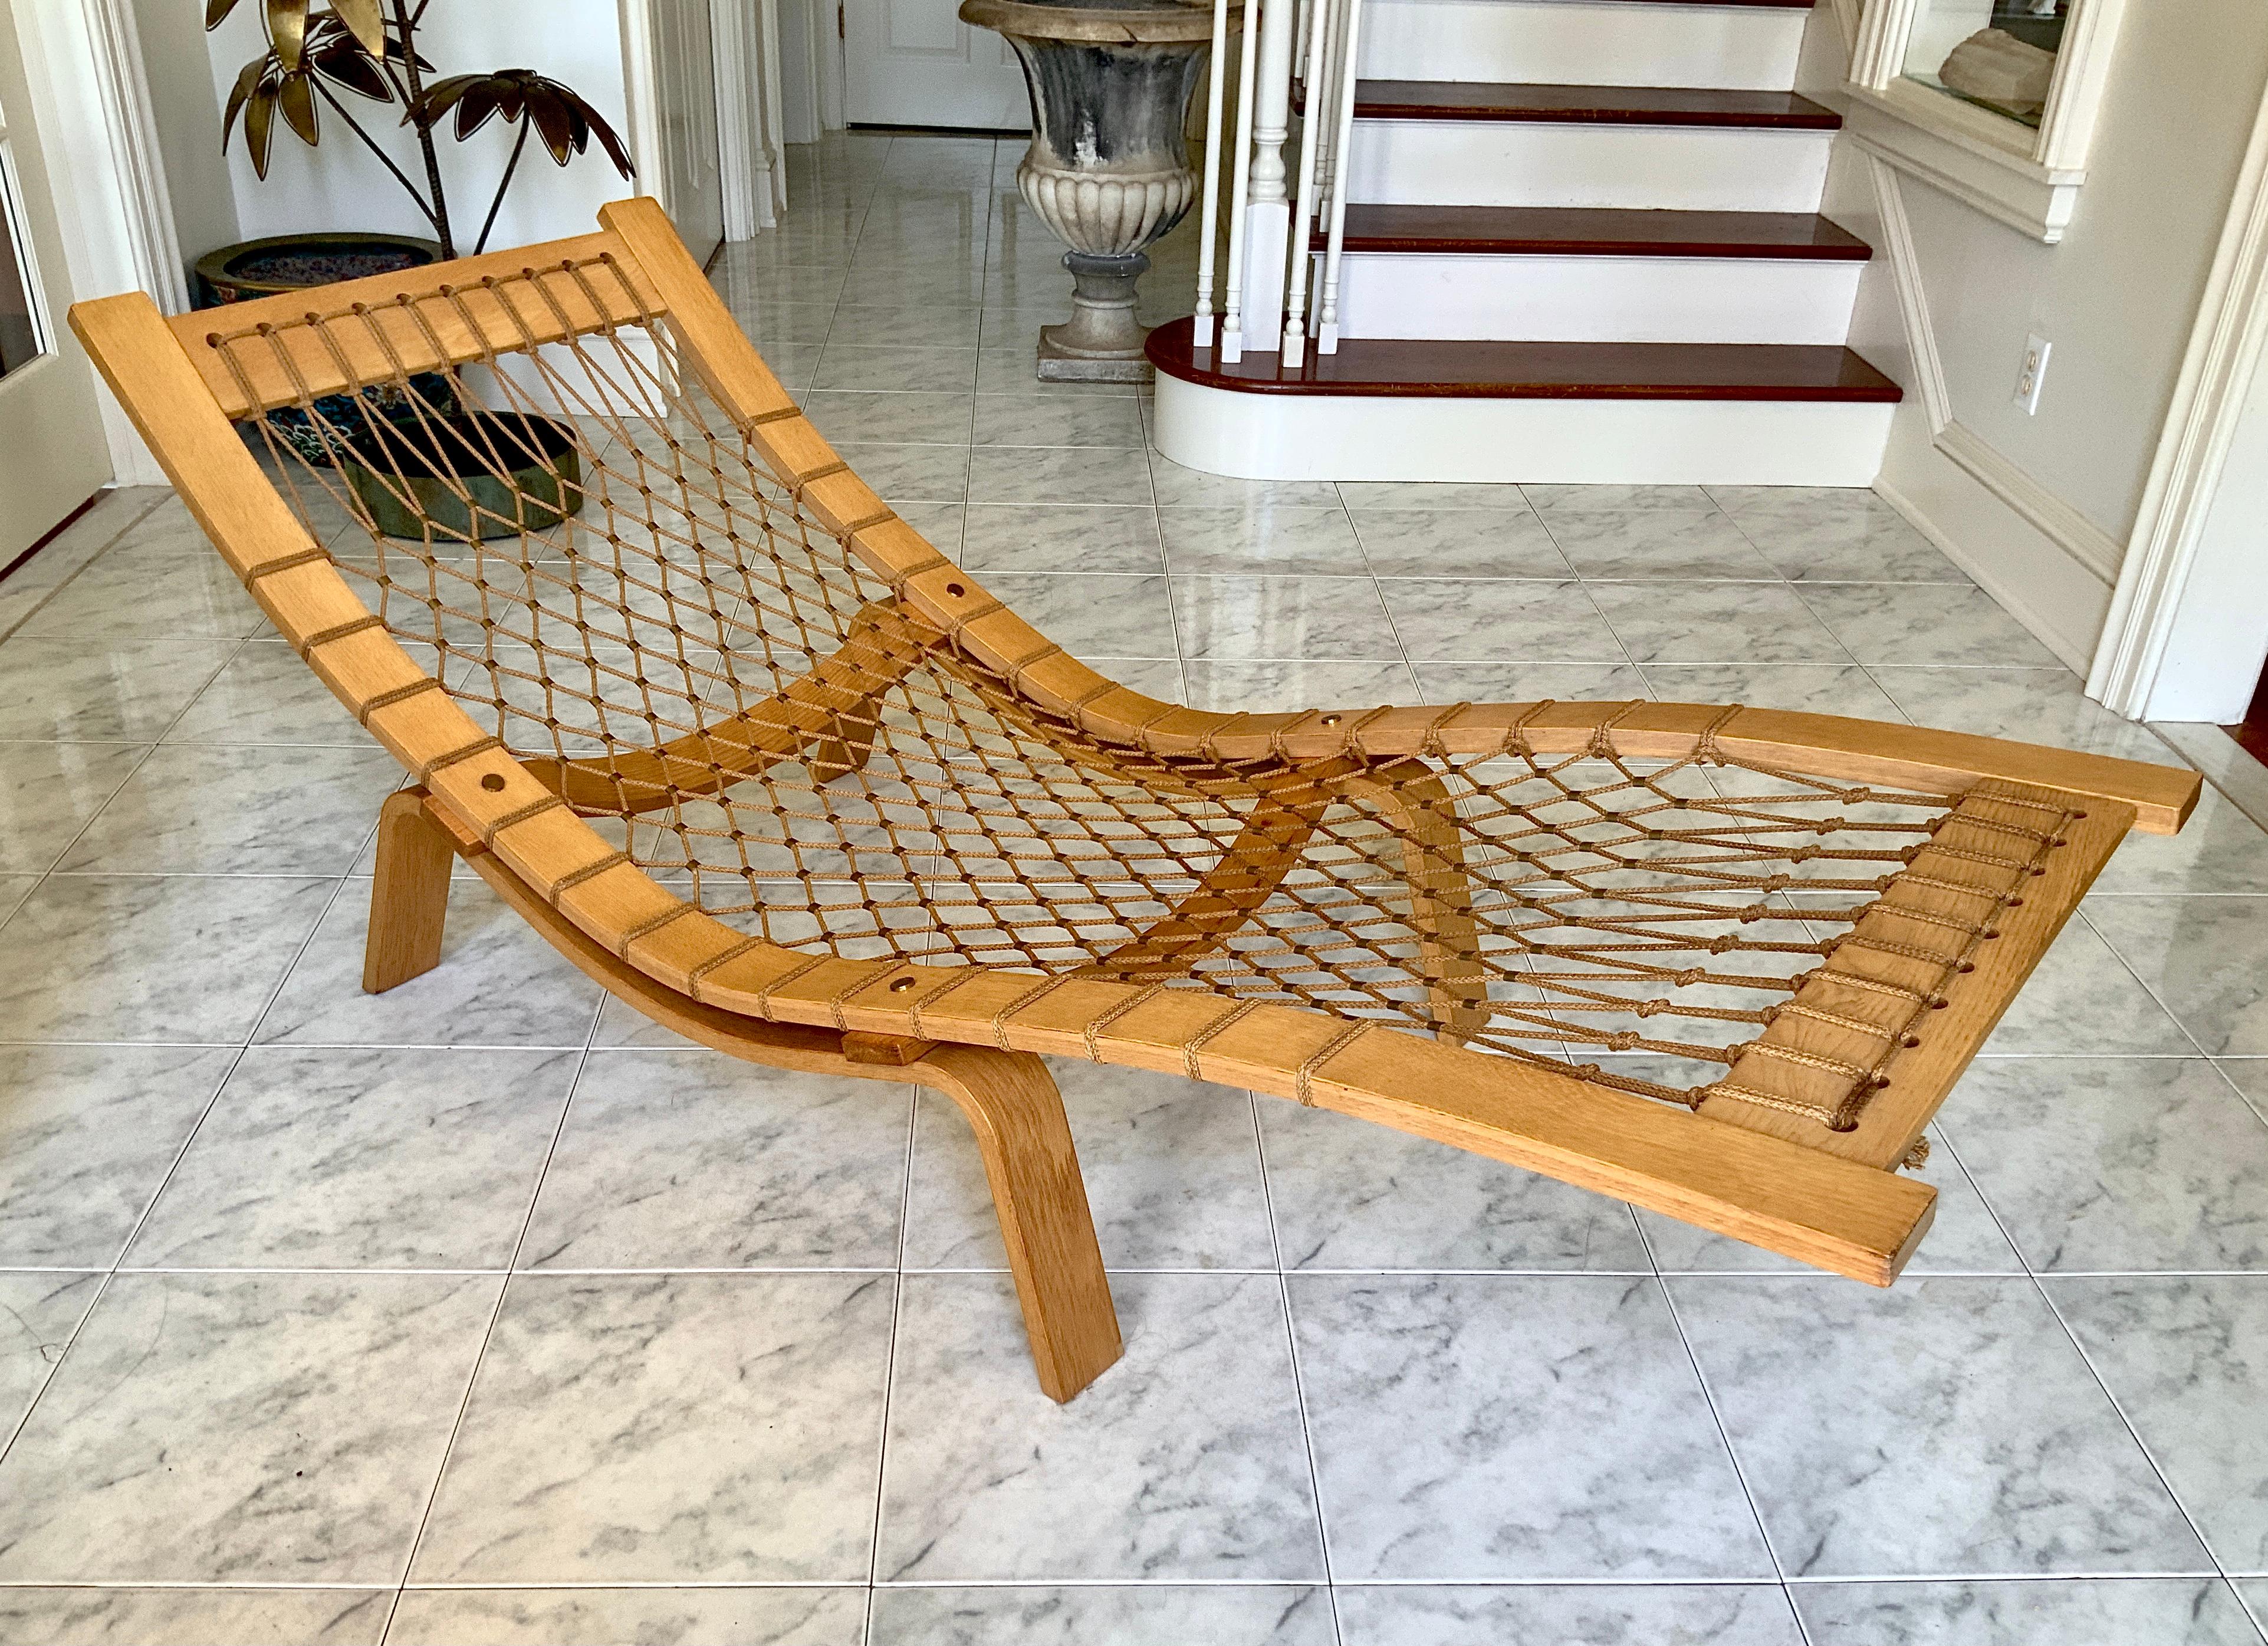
<box><xmin>9</xmin><ymin>0</ymin><xmax>187</xmax><ymax>486</ymax></box>
<box><xmin>2088</xmin><ymin>74</ymin><xmax>2268</xmax><ymax>724</ymax></box>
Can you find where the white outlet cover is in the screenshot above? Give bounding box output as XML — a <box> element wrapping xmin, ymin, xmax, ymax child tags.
<box><xmin>2016</xmin><ymin>331</ymin><xmax>2052</xmax><ymax>415</ymax></box>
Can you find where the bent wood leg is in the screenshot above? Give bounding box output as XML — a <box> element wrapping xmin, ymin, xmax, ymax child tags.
<box><xmin>364</xmin><ymin>789</ymin><xmax>455</xmax><ymax>993</ymax></box>
<box><xmin>410</xmin><ymin>788</ymin><xmax>1122</xmax><ymax>1401</ymax></box>
<box><xmin>1340</xmin><ymin>762</ymin><xmax>1489</xmax><ymax>1043</ymax></box>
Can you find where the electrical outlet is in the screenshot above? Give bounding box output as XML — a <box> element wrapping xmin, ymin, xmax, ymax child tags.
<box><xmin>2015</xmin><ymin>332</ymin><xmax>2052</xmax><ymax>415</ymax></box>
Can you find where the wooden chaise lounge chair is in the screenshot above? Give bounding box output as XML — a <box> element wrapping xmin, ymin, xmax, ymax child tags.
<box><xmin>71</xmin><ymin>201</ymin><xmax>2199</xmax><ymax>1402</ymax></box>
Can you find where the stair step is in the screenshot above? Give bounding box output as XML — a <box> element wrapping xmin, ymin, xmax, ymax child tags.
<box><xmin>1346</xmin><ymin>81</ymin><xmax>1843</xmax><ymax>129</ymax></box>
<box><xmin>1148</xmin><ymin>321</ymin><xmax>1899</xmax><ymax>401</ymax></box>
<box><xmin>1317</xmin><ymin>206</ymin><xmax>1872</xmax><ymax>259</ymax></box>
<box><xmin>1355</xmin><ymin>0</ymin><xmax>1811</xmax><ymax>93</ymax></box>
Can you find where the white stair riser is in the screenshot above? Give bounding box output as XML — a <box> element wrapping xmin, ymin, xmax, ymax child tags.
<box><xmin>1355</xmin><ymin>0</ymin><xmax>1806</xmax><ymax>91</ymax></box>
<box><xmin>1324</xmin><ymin>252</ymin><xmax>1865</xmax><ymax>345</ymax></box>
<box><xmin>1343</xmin><ymin>121</ymin><xmax>1834</xmax><ymax>212</ymax></box>
<box><xmin>1155</xmin><ymin>373</ymin><xmax>1894</xmax><ymax>485</ymax></box>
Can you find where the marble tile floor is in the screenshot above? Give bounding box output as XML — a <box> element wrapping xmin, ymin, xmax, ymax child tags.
<box><xmin>1</xmin><ymin>130</ymin><xmax>2267</xmax><ymax>1643</ymax></box>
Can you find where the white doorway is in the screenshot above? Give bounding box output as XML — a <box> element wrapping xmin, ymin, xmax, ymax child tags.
<box><xmin>0</xmin><ymin>0</ymin><xmax>115</xmax><ymax>560</ymax></box>
<box><xmin>843</xmin><ymin>0</ymin><xmax>1028</xmax><ymax>131</ymax></box>
<box><xmin>647</xmin><ymin>0</ymin><xmax>728</xmax><ymax>262</ymax></box>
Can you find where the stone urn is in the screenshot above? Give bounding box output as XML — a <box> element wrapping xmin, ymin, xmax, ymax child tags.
<box><xmin>959</xmin><ymin>0</ymin><xmax>1232</xmax><ymax>380</ymax></box>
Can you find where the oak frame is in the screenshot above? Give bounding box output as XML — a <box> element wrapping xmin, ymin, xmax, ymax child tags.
<box><xmin>69</xmin><ymin>199</ymin><xmax>2200</xmax><ymax>1400</ymax></box>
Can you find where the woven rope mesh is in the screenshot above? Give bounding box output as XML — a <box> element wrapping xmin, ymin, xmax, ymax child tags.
<box><xmin>216</xmin><ymin>254</ymin><xmax>1996</xmax><ymax>1126</ymax></box>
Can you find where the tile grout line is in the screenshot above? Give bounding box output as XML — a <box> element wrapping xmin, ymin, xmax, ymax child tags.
<box><xmin>377</xmin><ymin>985</ymin><xmax>612</xmax><ymax>1643</ymax></box>
<box><xmin>1630</xmin><ymin>1217</ymin><xmax>1819</xmax><ymax>1646</ymax></box>
<box><xmin>1928</xmin><ymin>1122</ymin><xmax>2241</xmax><ymax>1608</ymax></box>
<box><xmin>1247</xmin><ymin>1091</ymin><xmax>1348</xmax><ymax>1646</ymax></box>
<box><xmin>0</xmin><ymin>489</ymin><xmax>175</xmax><ymax>648</ymax></box>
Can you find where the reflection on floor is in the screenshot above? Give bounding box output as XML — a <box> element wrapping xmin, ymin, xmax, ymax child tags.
<box><xmin>0</xmin><ymin>133</ymin><xmax>2264</xmax><ymax>1646</ymax></box>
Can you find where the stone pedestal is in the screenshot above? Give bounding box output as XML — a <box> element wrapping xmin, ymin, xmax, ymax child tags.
<box><xmin>958</xmin><ymin>0</ymin><xmax>1231</xmax><ymax>380</ymax></box>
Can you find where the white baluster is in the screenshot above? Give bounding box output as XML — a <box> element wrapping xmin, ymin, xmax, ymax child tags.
<box><xmin>1191</xmin><ymin>0</ymin><xmax>1234</xmax><ymax>349</ymax></box>
<box><xmin>1278</xmin><ymin>0</ymin><xmax>1335</xmax><ymax>364</ymax></box>
<box><xmin>1218</xmin><ymin>0</ymin><xmax>1265</xmax><ymax>362</ymax></box>
<box><xmin>1311</xmin><ymin>0</ymin><xmax>1347</xmax><ymax>239</ymax></box>
<box><xmin>1240</xmin><ymin>0</ymin><xmax>1298</xmax><ymax>353</ymax></box>
<box><xmin>1317</xmin><ymin>0</ymin><xmax>1365</xmax><ymax>353</ymax></box>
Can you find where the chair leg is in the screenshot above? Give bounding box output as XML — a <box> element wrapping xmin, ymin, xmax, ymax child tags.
<box><xmin>913</xmin><ymin>1044</ymin><xmax>1123</xmax><ymax>1402</ymax></box>
<box><xmin>364</xmin><ymin>788</ymin><xmax>455</xmax><ymax>993</ymax></box>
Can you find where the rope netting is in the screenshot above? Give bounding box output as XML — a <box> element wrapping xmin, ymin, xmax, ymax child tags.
<box><xmin>213</xmin><ymin>254</ymin><xmax>1981</xmax><ymax>1123</ymax></box>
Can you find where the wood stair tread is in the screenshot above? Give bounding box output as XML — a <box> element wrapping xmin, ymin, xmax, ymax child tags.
<box><xmin>1314</xmin><ymin>206</ymin><xmax>1872</xmax><ymax>259</ymax></box>
<box><xmin>1146</xmin><ymin>321</ymin><xmax>1903</xmax><ymax>403</ymax></box>
<box><xmin>1345</xmin><ymin>80</ymin><xmax>1843</xmax><ymax>128</ymax></box>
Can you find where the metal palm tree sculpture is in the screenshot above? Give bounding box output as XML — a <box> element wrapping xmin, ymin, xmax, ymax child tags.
<box><xmin>211</xmin><ymin>0</ymin><xmax>635</xmax><ymax>257</ymax></box>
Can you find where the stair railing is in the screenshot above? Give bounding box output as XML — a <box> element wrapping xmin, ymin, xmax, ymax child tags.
<box><xmin>1194</xmin><ymin>0</ymin><xmax>1364</xmax><ymax>364</ymax></box>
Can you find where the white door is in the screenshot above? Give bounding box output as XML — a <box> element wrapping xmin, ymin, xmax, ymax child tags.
<box><xmin>653</xmin><ymin>0</ymin><xmax>727</xmax><ymax>262</ymax></box>
<box><xmin>844</xmin><ymin>0</ymin><xmax>1030</xmax><ymax>130</ymax></box>
<box><xmin>0</xmin><ymin>3</ymin><xmax>111</xmax><ymax>563</ymax></box>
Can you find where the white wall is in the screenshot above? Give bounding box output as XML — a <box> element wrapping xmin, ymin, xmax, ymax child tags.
<box><xmin>131</xmin><ymin>0</ymin><xmax>239</xmax><ymax>259</ymax></box>
<box><xmin>199</xmin><ymin>2</ymin><xmax>639</xmax><ymax>255</ymax></box>
<box><xmin>1806</xmin><ymin>4</ymin><xmax>2268</xmax><ymax>671</ymax></box>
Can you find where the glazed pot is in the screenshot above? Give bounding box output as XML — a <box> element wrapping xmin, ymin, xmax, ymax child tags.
<box><xmin>338</xmin><ymin>409</ymin><xmax>586</xmax><ymax>543</ymax></box>
<box><xmin>192</xmin><ymin>231</ymin><xmax>446</xmax><ymax>308</ymax></box>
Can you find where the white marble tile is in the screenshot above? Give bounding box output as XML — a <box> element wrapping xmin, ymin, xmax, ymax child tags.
<box><xmin>1412</xmin><ymin>661</ymin><xmax>1651</xmax><ymax>702</ymax></box>
<box><xmin>1172</xmin><ymin>575</ymin><xmax>1401</xmax><ymax>661</ymax></box>
<box><xmin>1711</xmin><ymin>488</ymin><xmax>1970</xmax><ymax>583</ymax></box>
<box><xmin>905</xmin><ymin>1062</ymin><xmax>1273</xmax><ymax>1272</ymax></box>
<box><xmin>1148</xmin><ymin>458</ymin><xmax>1342</xmax><ymax>511</ymax></box>
<box><xmin>976</xmin><ymin>349</ymin><xmax>1140</xmax><ymax>397</ymax></box>
<box><xmin>1797</xmin><ymin>585</ymin><xmax>2063</xmax><ymax>668</ymax></box>
<box><xmin>1642</xmin><ymin>1125</ymin><xmax>2021</xmax><ymax>1274</ymax></box>
<box><xmin>972</xmin><ymin>572</ymin><xmax>1178</xmax><ymax>658</ymax></box>
<box><xmin>2049</xmin><ymin>1277</ymin><xmax>2268</xmax><ymax>1571</ymax></box>
<box><xmin>1526</xmin><ymin>485</ymin><xmax>1714</xmax><ymax>514</ymax></box>
<box><xmin>867</xmin><ymin>1585</ymin><xmax>1337</xmax><ymax>1645</ymax></box>
<box><xmin>0</xmin><ymin>1272</ymin><xmax>498</xmax><ymax>1582</ymax></box>
<box><xmin>1587</xmin><ymin>581</ymin><xmax>1849</xmax><ymax>665</ymax></box>
<box><xmin>1980</xmin><ymin>914</ymin><xmax>2195</xmax><ymax>1054</ymax></box>
<box><xmin>125</xmin><ymin>1046</ymin><xmax>577</xmax><ymax>1271</ymax></box>
<box><xmin>2092</xmin><ymin>786</ymin><xmax>2268</xmax><ymax>896</ymax></box>
<box><xmin>1792</xmin><ymin>1578</ymin><xmax>2260</xmax><ymax>1645</ymax></box>
<box><xmin>1261</xmin><ymin>1101</ymin><xmax>1651</xmax><ymax>1271</ymax></box>
<box><xmin>1348</xmin><ymin>509</ymin><xmax>1571</xmax><ymax>579</ymax></box>
<box><xmin>966</xmin><ymin>445</ymin><xmax>1154</xmax><ymax>506</ymax></box>
<box><xmin>255</xmin><ymin>878</ymin><xmax>605</xmax><ymax>1049</ymax></box>
<box><xmin>1669</xmin><ymin>1276</ymin><xmax>2207</xmax><ymax>1576</ymax></box>
<box><xmin>412</xmin><ymin>1273</ymin><xmax>893</xmax><ymax>1582</ymax></box>
<box><xmin>1292</xmin><ymin>1273</ymin><xmax>1769</xmax><ymax>1579</ymax></box>
<box><xmin>1337</xmin><ymin>481</ymin><xmax>1533</xmax><ymax>511</ymax></box>
<box><xmin>1333</xmin><ymin>1584</ymin><xmax>1804</xmax><ymax>1646</ymax></box>
<box><xmin>1940</xmin><ymin>1059</ymin><xmax>2268</xmax><ymax>1272</ymax></box>
<box><xmin>0</xmin><ymin>1044</ymin><xmax>235</xmax><ymax>1266</ymax></box>
<box><xmin>1639</xmin><ymin>663</ymin><xmax>1905</xmax><ymax>720</ymax></box>
<box><xmin>161</xmin><ymin>640</ymin><xmax>371</xmax><ymax>745</ymax></box>
<box><xmin>1380</xmin><ymin>578</ymin><xmax>1623</xmax><ymax>663</ymax></box>
<box><xmin>829</xmin><ymin>303</ymin><xmax>987</xmax><ymax>349</ymax></box>
<box><xmin>875</xmin><ymin>1272</ymin><xmax>1325</xmax><ymax>1580</ymax></box>
<box><xmin>1160</xmin><ymin>507</ymin><xmax>1369</xmax><ymax>576</ymax></box>
<box><xmin>2083</xmin><ymin>896</ymin><xmax>2268</xmax><ymax>1056</ymax></box>
<box><xmin>17</xmin><ymin>543</ymin><xmax>265</xmax><ymax>639</ymax></box>
<box><xmin>56</xmin><ymin>742</ymin><xmax>397</xmax><ymax>875</ymax></box>
<box><xmin>805</xmin><ymin>390</ymin><xmax>975</xmax><ymax>446</ymax></box>
<box><xmin>833</xmin><ymin>441</ymin><xmax>972</xmax><ymax>504</ymax></box>
<box><xmin>1179</xmin><ymin>659</ymin><xmax>1424</xmax><ymax>713</ymax></box>
<box><xmin>0</xmin><ymin>874</ymin><xmax>334</xmax><ymax>1044</ymax></box>
<box><xmin>521</xmin><ymin>1051</ymin><xmax>910</xmax><ymax>1270</ymax></box>
<box><xmin>956</xmin><ymin>504</ymin><xmax>1164</xmax><ymax>573</ymax></box>
<box><xmin>0</xmin><ymin>1587</ymin><xmax>391</xmax><ymax>1646</ymax></box>
<box><xmin>0</xmin><ymin>1271</ymin><xmax>99</xmax><ymax>1433</ymax></box>
<box><xmin>0</xmin><ymin>740</ymin><xmax>146</xmax><ymax>873</ymax></box>
<box><xmin>1868</xmin><ymin>666</ymin><xmax>2172</xmax><ymax>763</ymax></box>
<box><xmin>388</xmin><ymin>1586</ymin><xmax>867</xmax><ymax>1645</ymax></box>
<box><xmin>0</xmin><ymin>638</ymin><xmax>234</xmax><ymax>741</ymax></box>
<box><xmin>973</xmin><ymin>394</ymin><xmax>1147</xmax><ymax>448</ymax></box>
<box><xmin>1546</xmin><ymin>510</ymin><xmax>1780</xmax><ymax>581</ymax></box>
<box><xmin>814</xmin><ymin>344</ymin><xmax>979</xmax><ymax>395</ymax></box>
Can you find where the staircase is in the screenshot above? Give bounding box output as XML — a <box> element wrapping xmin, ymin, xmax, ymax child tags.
<box><xmin>1149</xmin><ymin>0</ymin><xmax>1901</xmax><ymax>485</ymax></box>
